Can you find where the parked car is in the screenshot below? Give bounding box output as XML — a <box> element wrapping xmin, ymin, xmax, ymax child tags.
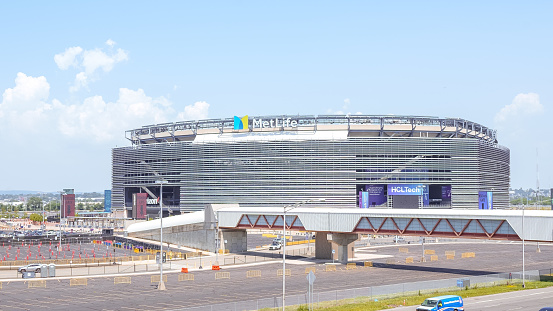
<box><xmin>18</xmin><ymin>263</ymin><xmax>43</xmax><ymax>273</ymax></box>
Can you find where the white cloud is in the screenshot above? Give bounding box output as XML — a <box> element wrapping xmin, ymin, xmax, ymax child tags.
<box><xmin>54</xmin><ymin>46</ymin><xmax>83</xmax><ymax>70</ymax></box>
<box><xmin>70</xmin><ymin>72</ymin><xmax>88</xmax><ymax>92</ymax></box>
<box><xmin>54</xmin><ymin>41</ymin><xmax>129</xmax><ymax>92</ymax></box>
<box><xmin>82</xmin><ymin>48</ymin><xmax>128</xmax><ymax>74</ymax></box>
<box><xmin>58</xmin><ymin>88</ymin><xmax>173</xmax><ymax>142</ymax></box>
<box><xmin>0</xmin><ymin>73</ymin><xmax>54</xmax><ymax>137</ymax></box>
<box><xmin>178</xmin><ymin>101</ymin><xmax>210</xmax><ymax>120</ymax></box>
<box><xmin>326</xmin><ymin>98</ymin><xmax>362</xmax><ymax>115</ymax></box>
<box><xmin>494</xmin><ymin>93</ymin><xmax>544</xmax><ymax>123</ymax></box>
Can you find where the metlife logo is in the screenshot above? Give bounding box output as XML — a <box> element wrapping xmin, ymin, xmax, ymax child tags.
<box><xmin>233</xmin><ymin>115</ymin><xmax>299</xmax><ymax>130</ymax></box>
<box><xmin>234</xmin><ymin>115</ymin><xmax>248</xmax><ymax>130</ymax></box>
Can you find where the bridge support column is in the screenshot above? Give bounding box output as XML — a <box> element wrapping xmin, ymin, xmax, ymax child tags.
<box><xmin>220</xmin><ymin>229</ymin><xmax>247</xmax><ymax>253</ymax></box>
<box><xmin>315</xmin><ymin>232</ymin><xmax>332</xmax><ymax>260</ymax></box>
<box><xmin>315</xmin><ymin>232</ymin><xmax>359</xmax><ymax>263</ymax></box>
<box><xmin>329</xmin><ymin>233</ymin><xmax>359</xmax><ymax>264</ymax></box>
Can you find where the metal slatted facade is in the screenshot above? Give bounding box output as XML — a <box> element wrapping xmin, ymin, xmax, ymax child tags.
<box><xmin>112</xmin><ymin>115</ymin><xmax>509</xmax><ymax>212</ymax></box>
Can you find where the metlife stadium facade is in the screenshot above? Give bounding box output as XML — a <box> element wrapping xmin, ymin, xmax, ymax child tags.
<box><xmin>112</xmin><ymin>115</ymin><xmax>510</xmax><ymax>215</ymax></box>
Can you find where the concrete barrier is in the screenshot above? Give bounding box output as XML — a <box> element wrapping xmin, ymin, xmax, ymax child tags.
<box><xmin>405</xmin><ymin>257</ymin><xmax>414</xmax><ymax>264</ymax></box>
<box><xmin>346</xmin><ymin>263</ymin><xmax>357</xmax><ymax>270</ymax></box>
<box><xmin>277</xmin><ymin>269</ymin><xmax>291</xmax><ymax>276</ymax></box>
<box><xmin>424</xmin><ymin>249</ymin><xmax>435</xmax><ymax>255</ymax></box>
<box><xmin>325</xmin><ymin>265</ymin><xmax>337</xmax><ymax>272</ymax></box>
<box><xmin>364</xmin><ymin>261</ymin><xmax>373</xmax><ymax>267</ymax></box>
<box><xmin>430</xmin><ymin>255</ymin><xmax>438</xmax><ymax>261</ymax></box>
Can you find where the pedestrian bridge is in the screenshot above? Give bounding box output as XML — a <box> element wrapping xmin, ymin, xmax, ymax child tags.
<box><xmin>217</xmin><ymin>207</ymin><xmax>553</xmax><ymax>242</ymax></box>
<box><xmin>127</xmin><ymin>206</ymin><xmax>553</xmax><ymax>263</ymax></box>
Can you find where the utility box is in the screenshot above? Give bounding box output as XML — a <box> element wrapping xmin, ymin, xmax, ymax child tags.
<box><xmin>22</xmin><ymin>271</ymin><xmax>35</xmax><ymax>279</ymax></box>
<box><xmin>48</xmin><ymin>264</ymin><xmax>56</xmax><ymax>277</ymax></box>
<box><xmin>40</xmin><ymin>264</ymin><xmax>48</xmax><ymax>278</ymax></box>
<box><xmin>457</xmin><ymin>278</ymin><xmax>470</xmax><ymax>288</ymax></box>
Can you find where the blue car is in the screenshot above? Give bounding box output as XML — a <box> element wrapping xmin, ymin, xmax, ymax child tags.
<box><xmin>416</xmin><ymin>295</ymin><xmax>463</xmax><ymax>311</ymax></box>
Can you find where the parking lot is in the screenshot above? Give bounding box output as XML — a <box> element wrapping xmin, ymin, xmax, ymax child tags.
<box><xmin>0</xmin><ymin>238</ymin><xmax>550</xmax><ymax>310</ymax></box>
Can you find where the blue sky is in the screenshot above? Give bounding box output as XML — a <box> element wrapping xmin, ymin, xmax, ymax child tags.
<box><xmin>0</xmin><ymin>1</ymin><xmax>551</xmax><ymax>191</ymax></box>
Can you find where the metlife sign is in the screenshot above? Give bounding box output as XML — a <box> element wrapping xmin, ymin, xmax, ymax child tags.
<box><xmin>387</xmin><ymin>184</ymin><xmax>423</xmax><ymax>196</ymax></box>
<box><xmin>234</xmin><ymin>115</ymin><xmax>299</xmax><ymax>130</ymax></box>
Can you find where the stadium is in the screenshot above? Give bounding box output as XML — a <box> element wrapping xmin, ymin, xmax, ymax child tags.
<box><xmin>111</xmin><ymin>115</ymin><xmax>510</xmax><ymax>217</ymax></box>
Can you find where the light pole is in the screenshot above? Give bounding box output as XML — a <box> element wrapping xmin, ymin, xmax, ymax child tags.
<box><xmin>522</xmin><ymin>202</ymin><xmax>525</xmax><ymax>288</ymax></box>
<box><xmin>155</xmin><ymin>180</ymin><xmax>168</xmax><ymax>290</ymax></box>
<box><xmin>58</xmin><ymin>191</ymin><xmax>65</xmax><ymax>251</ymax></box>
<box><xmin>282</xmin><ymin>198</ymin><xmax>325</xmax><ymax>311</ymax></box>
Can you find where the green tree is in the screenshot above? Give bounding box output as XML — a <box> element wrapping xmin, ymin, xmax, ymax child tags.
<box><xmin>27</xmin><ymin>197</ymin><xmax>43</xmax><ymax>211</ymax></box>
<box><xmin>29</xmin><ymin>213</ymin><xmax>43</xmax><ymax>222</ymax></box>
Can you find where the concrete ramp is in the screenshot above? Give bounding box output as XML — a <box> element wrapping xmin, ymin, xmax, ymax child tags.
<box><xmin>126</xmin><ymin>204</ymin><xmax>239</xmax><ymax>252</ymax></box>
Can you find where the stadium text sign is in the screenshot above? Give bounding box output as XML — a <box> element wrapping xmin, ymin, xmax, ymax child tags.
<box><xmin>252</xmin><ymin>117</ymin><xmax>298</xmax><ymax>129</ymax></box>
<box><xmin>234</xmin><ymin>115</ymin><xmax>298</xmax><ymax>130</ymax></box>
<box><xmin>387</xmin><ymin>184</ymin><xmax>423</xmax><ymax>195</ymax></box>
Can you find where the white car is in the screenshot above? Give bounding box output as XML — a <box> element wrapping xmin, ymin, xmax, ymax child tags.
<box><xmin>18</xmin><ymin>263</ymin><xmax>43</xmax><ymax>273</ymax></box>
<box><xmin>269</xmin><ymin>240</ymin><xmax>283</xmax><ymax>250</ymax></box>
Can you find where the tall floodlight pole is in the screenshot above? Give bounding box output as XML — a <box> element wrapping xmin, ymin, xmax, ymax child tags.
<box><xmin>156</xmin><ymin>180</ymin><xmax>168</xmax><ymax>290</ymax></box>
<box><xmin>282</xmin><ymin>198</ymin><xmax>324</xmax><ymax>311</ymax></box>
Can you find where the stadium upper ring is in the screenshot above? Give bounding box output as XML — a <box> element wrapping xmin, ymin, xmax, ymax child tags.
<box><xmin>126</xmin><ymin>115</ymin><xmax>498</xmax><ymax>146</ymax></box>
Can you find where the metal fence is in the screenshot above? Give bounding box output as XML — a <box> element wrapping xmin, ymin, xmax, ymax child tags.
<box><xmin>168</xmin><ymin>269</ymin><xmax>544</xmax><ymax>311</ymax></box>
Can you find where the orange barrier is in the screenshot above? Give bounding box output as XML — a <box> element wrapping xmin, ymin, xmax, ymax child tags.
<box><xmin>212</xmin><ymin>265</ymin><xmax>220</xmax><ymax>270</ymax></box>
<box><xmin>181</xmin><ymin>267</ymin><xmax>188</xmax><ymax>273</ymax></box>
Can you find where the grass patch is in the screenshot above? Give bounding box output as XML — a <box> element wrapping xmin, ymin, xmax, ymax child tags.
<box><xmin>265</xmin><ymin>281</ymin><xmax>553</xmax><ymax>311</ymax></box>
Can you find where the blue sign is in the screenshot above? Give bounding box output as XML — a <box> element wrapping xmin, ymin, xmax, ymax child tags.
<box><xmin>104</xmin><ymin>190</ymin><xmax>112</xmax><ymax>213</ymax></box>
<box><xmin>478</xmin><ymin>191</ymin><xmax>493</xmax><ymax>209</ymax></box>
<box><xmin>359</xmin><ymin>191</ymin><xmax>369</xmax><ymax>208</ymax></box>
<box><xmin>388</xmin><ymin>184</ymin><xmax>423</xmax><ymax>196</ymax></box>
<box><xmin>366</xmin><ymin>185</ymin><xmax>387</xmax><ymax>206</ymax></box>
<box><xmin>422</xmin><ymin>185</ymin><xmax>429</xmax><ymax>206</ymax></box>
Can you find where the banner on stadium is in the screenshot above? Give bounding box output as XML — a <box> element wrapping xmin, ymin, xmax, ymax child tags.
<box><xmin>365</xmin><ymin>185</ymin><xmax>387</xmax><ymax>207</ymax></box>
<box><xmin>359</xmin><ymin>191</ymin><xmax>369</xmax><ymax>208</ymax></box>
<box><xmin>478</xmin><ymin>191</ymin><xmax>493</xmax><ymax>209</ymax></box>
<box><xmin>388</xmin><ymin>184</ymin><xmax>423</xmax><ymax>196</ymax></box>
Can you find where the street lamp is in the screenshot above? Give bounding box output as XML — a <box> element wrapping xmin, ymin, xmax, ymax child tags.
<box><xmin>522</xmin><ymin>202</ymin><xmax>525</xmax><ymax>288</ymax></box>
<box><xmin>155</xmin><ymin>180</ymin><xmax>168</xmax><ymax>291</ymax></box>
<box><xmin>282</xmin><ymin>198</ymin><xmax>325</xmax><ymax>311</ymax></box>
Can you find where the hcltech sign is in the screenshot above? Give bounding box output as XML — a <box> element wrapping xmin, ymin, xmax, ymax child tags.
<box><xmin>387</xmin><ymin>184</ymin><xmax>423</xmax><ymax>195</ymax></box>
<box><xmin>234</xmin><ymin>115</ymin><xmax>298</xmax><ymax>130</ymax></box>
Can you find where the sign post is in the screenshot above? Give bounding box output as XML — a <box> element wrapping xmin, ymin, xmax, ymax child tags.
<box><xmin>306</xmin><ymin>271</ymin><xmax>316</xmax><ymax>311</ymax></box>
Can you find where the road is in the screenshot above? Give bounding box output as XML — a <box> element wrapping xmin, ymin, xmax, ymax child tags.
<box><xmin>385</xmin><ymin>286</ymin><xmax>553</xmax><ymax>310</ymax></box>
